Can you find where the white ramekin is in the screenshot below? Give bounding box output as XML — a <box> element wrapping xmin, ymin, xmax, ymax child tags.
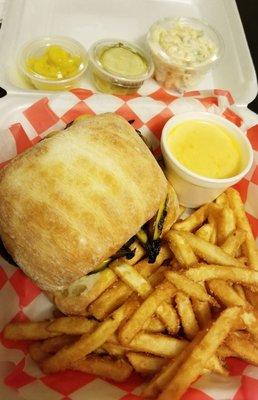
<box><xmin>161</xmin><ymin>112</ymin><xmax>253</xmax><ymax>208</ymax></box>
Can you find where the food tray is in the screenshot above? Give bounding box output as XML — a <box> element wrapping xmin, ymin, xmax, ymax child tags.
<box><xmin>0</xmin><ymin>88</ymin><xmax>258</xmax><ymax>400</ymax></box>
<box><xmin>0</xmin><ymin>0</ymin><xmax>257</xmax><ymax>106</ymax></box>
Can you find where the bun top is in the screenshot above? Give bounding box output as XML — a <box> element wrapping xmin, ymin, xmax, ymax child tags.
<box><xmin>0</xmin><ymin>113</ymin><xmax>168</xmax><ymax>291</ymax></box>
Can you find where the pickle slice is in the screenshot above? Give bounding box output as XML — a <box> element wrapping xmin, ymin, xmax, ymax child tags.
<box><xmin>136</xmin><ymin>229</ymin><xmax>148</xmax><ymax>245</ymax></box>
<box><xmin>100</xmin><ymin>44</ymin><xmax>147</xmax><ymax>77</ymax></box>
<box><xmin>153</xmin><ymin>196</ymin><xmax>168</xmax><ymax>241</ymax></box>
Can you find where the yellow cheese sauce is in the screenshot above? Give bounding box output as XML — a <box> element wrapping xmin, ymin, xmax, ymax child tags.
<box><xmin>167</xmin><ymin>120</ymin><xmax>243</xmax><ymax>179</ymax></box>
<box><xmin>26</xmin><ymin>45</ymin><xmax>82</xmax><ymax>80</ymax></box>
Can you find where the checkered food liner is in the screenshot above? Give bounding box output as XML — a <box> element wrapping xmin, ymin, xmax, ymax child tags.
<box><xmin>0</xmin><ymin>88</ymin><xmax>258</xmax><ymax>400</ymax></box>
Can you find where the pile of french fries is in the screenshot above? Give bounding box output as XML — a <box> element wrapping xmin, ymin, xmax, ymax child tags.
<box><xmin>4</xmin><ymin>188</ymin><xmax>258</xmax><ymax>400</ymax></box>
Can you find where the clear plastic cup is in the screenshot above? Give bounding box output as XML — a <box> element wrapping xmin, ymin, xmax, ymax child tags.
<box><xmin>89</xmin><ymin>39</ymin><xmax>154</xmax><ymax>95</ymax></box>
<box><xmin>161</xmin><ymin>112</ymin><xmax>253</xmax><ymax>208</ymax></box>
<box><xmin>18</xmin><ymin>36</ymin><xmax>88</xmax><ymax>91</ymax></box>
<box><xmin>147</xmin><ymin>17</ymin><xmax>223</xmax><ymax>92</ymax></box>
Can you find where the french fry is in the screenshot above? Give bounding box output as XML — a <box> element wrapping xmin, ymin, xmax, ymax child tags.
<box><xmin>148</xmin><ymin>266</ymin><xmax>167</xmax><ymax>287</ymax></box>
<box><xmin>89</xmin><ymin>281</ymin><xmax>132</xmax><ymax>321</ymax></box>
<box><xmin>7</xmin><ymin>189</ymin><xmax>258</xmax><ymax>398</ymax></box>
<box><xmin>156</xmin><ymin>301</ymin><xmax>180</xmax><ymax>335</ymax></box>
<box><xmin>208</xmin><ymin>280</ymin><xmax>247</xmax><ymax>307</ymax></box>
<box><xmin>66</xmin><ymin>265</ymin><xmax>117</xmax><ymax>298</ymax></box>
<box><xmin>54</xmin><ymin>294</ymin><xmax>90</xmax><ymax>317</ymax></box>
<box><xmin>95</xmin><ymin>264</ymin><xmax>166</xmax><ymax>324</ymax></box>
<box><xmin>126</xmin><ymin>352</ymin><xmax>168</xmax><ymax>375</ymax></box>
<box><xmin>237</xmin><ymin>256</ymin><xmax>248</xmax><ymax>264</ymax></box>
<box><xmin>226</xmin><ymin>188</ymin><xmax>258</xmax><ymax>269</ymax></box>
<box><xmin>29</xmin><ymin>335</ymin><xmax>78</xmax><ymax>363</ymax></box>
<box><xmin>241</xmin><ymin>310</ymin><xmax>258</xmax><ymax>339</ymax></box>
<box><xmin>226</xmin><ymin>332</ymin><xmax>258</xmax><ymax>366</ymax></box>
<box><xmin>41</xmin><ymin>335</ymin><xmax>78</xmax><ymax>353</ymax></box>
<box><xmin>186</xmin><ymin>264</ymin><xmax>258</xmax><ymax>287</ymax></box>
<box><xmin>207</xmin><ymin>203</ymin><xmax>221</xmax><ymax>244</ymax></box>
<box><xmin>235</xmin><ymin>246</ymin><xmax>242</xmax><ymax>258</ymax></box>
<box><xmin>161</xmin><ymin>184</ymin><xmax>180</xmax><ymax>236</ymax></box>
<box><xmin>111</xmin><ymin>262</ymin><xmax>152</xmax><ymax>297</ymax></box>
<box><xmin>94</xmin><ymin>347</ymin><xmax>110</xmax><ymax>355</ymax></box>
<box><xmin>95</xmin><ymin>267</ymin><xmax>171</xmax><ymax>335</ymax></box>
<box><xmin>166</xmin><ymin>230</ymin><xmax>198</xmax><ymax>267</ymax></box>
<box><xmin>54</xmin><ymin>268</ymin><xmax>118</xmax><ymax>316</ymax></box>
<box><xmin>245</xmin><ymin>289</ymin><xmax>258</xmax><ymax>309</ymax></box>
<box><xmin>205</xmin><ymin>355</ymin><xmax>229</xmax><ymax>376</ymax></box>
<box><xmin>71</xmin><ymin>256</ymin><xmax>145</xmax><ymax>298</ymax></box>
<box><xmin>3</xmin><ymin>321</ymin><xmax>59</xmax><ymax>341</ymax></box>
<box><xmin>41</xmin><ymin>335</ymin><xmax>79</xmax><ymax>353</ymax></box>
<box><xmin>166</xmin><ymin>271</ymin><xmax>212</xmax><ymax>303</ymax></box>
<box><xmin>217</xmin><ymin>206</ymin><xmax>236</xmax><ymax>245</ymax></box>
<box><xmin>55</xmin><ymin>245</ymin><xmax>145</xmax><ymax>317</ymax></box>
<box><xmin>142</xmin><ymin>340</ymin><xmax>228</xmax><ymax>398</ymax></box>
<box><xmin>192</xmin><ymin>297</ymin><xmax>212</xmax><ymax>329</ymax></box>
<box><xmin>126</xmin><ymin>241</ymin><xmax>145</xmax><ymax>265</ymax></box>
<box><xmin>107</xmin><ymin>334</ymin><xmax>119</xmax><ymax>344</ymax></box>
<box><xmin>175</xmin><ymin>292</ymin><xmax>199</xmax><ymax>340</ymax></box>
<box><xmin>129</xmin><ymin>332</ymin><xmax>187</xmax><ymax>357</ymax></box>
<box><xmin>143</xmin><ymin>317</ymin><xmax>166</xmax><ymax>333</ymax></box>
<box><xmin>47</xmin><ymin>317</ymin><xmax>98</xmax><ymax>335</ymax></box>
<box><xmin>233</xmin><ymin>318</ymin><xmax>246</xmax><ymax>331</ymax></box>
<box><xmin>42</xmin><ymin>299</ymin><xmax>139</xmax><ymax>374</ymax></box>
<box><xmin>173</xmin><ymin>204</ymin><xmax>209</xmax><ymax>232</ymax></box>
<box><xmin>148</xmin><ymin>279</ymin><xmax>180</xmax><ymax>333</ymax></box>
<box><xmin>234</xmin><ymin>284</ymin><xmax>247</xmax><ymax>300</ymax></box>
<box><xmin>142</xmin><ymin>331</ymin><xmax>206</xmax><ymax>398</ymax></box>
<box><xmin>102</xmin><ymin>342</ymin><xmax>130</xmax><ymax>357</ymax></box>
<box><xmin>215</xmin><ymin>192</ymin><xmax>229</xmax><ymax>208</ymax></box>
<box><xmin>71</xmin><ymin>355</ymin><xmax>133</xmax><ymax>382</ymax></box>
<box><xmin>156</xmin><ymin>307</ymin><xmax>241</xmax><ymax>400</ymax></box>
<box><xmin>89</xmin><ymin>247</ymin><xmax>171</xmax><ymax>320</ymax></box>
<box><xmin>179</xmin><ymin>231</ymin><xmax>243</xmax><ymax>267</ymax></box>
<box><xmin>170</xmin><ymin>257</ymin><xmax>181</xmax><ymax>270</ymax></box>
<box><xmin>217</xmin><ymin>344</ymin><xmax>238</xmax><ymax>359</ymax></box>
<box><xmin>195</xmin><ymin>223</ymin><xmax>214</xmax><ymax>243</ymax></box>
<box><xmin>119</xmin><ymin>282</ymin><xmax>176</xmax><ymax>345</ymax></box>
<box><xmin>29</xmin><ymin>342</ymin><xmax>49</xmax><ymax>363</ymax></box>
<box><xmin>221</xmin><ymin>230</ymin><xmax>246</xmax><ymax>257</ymax></box>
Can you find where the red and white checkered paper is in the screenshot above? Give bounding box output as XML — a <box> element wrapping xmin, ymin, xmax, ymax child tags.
<box><xmin>0</xmin><ymin>87</ymin><xmax>258</xmax><ymax>400</ymax></box>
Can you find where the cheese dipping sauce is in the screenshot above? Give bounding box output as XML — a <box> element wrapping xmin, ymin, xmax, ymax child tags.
<box><xmin>167</xmin><ymin>120</ymin><xmax>243</xmax><ymax>179</ymax></box>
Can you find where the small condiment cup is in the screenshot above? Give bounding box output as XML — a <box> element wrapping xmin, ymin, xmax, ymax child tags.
<box><xmin>89</xmin><ymin>39</ymin><xmax>154</xmax><ymax>95</ymax></box>
<box><xmin>147</xmin><ymin>17</ymin><xmax>223</xmax><ymax>92</ymax></box>
<box><xmin>18</xmin><ymin>36</ymin><xmax>88</xmax><ymax>91</ymax></box>
<box><xmin>161</xmin><ymin>112</ymin><xmax>253</xmax><ymax>208</ymax></box>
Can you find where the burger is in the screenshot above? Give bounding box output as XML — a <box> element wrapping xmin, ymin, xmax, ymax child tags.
<box><xmin>0</xmin><ymin>113</ymin><xmax>178</xmax><ymax>314</ymax></box>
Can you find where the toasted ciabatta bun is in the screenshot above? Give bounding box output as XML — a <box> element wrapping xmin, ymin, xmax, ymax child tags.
<box><xmin>0</xmin><ymin>113</ymin><xmax>168</xmax><ymax>292</ymax></box>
